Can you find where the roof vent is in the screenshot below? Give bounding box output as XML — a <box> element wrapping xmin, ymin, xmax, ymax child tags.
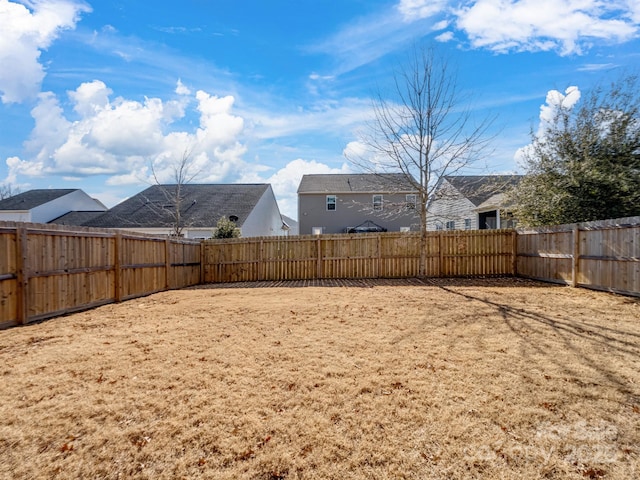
<box><xmin>229</xmin><ymin>215</ymin><xmax>239</xmax><ymax>222</ymax></box>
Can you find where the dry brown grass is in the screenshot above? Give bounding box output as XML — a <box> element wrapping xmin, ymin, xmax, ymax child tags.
<box><xmin>1</xmin><ymin>278</ymin><xmax>639</xmax><ymax>479</ymax></box>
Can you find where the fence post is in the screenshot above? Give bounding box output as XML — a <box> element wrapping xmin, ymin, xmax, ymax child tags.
<box><xmin>15</xmin><ymin>227</ymin><xmax>28</xmax><ymax>325</ymax></box>
<box><xmin>165</xmin><ymin>237</ymin><xmax>171</xmax><ymax>290</ymax></box>
<box><xmin>512</xmin><ymin>230</ymin><xmax>518</xmax><ymax>276</ymax></box>
<box><xmin>316</xmin><ymin>236</ymin><xmax>322</xmax><ymax>279</ymax></box>
<box><xmin>200</xmin><ymin>240</ymin><xmax>205</xmax><ymax>284</ymax></box>
<box><xmin>438</xmin><ymin>231</ymin><xmax>444</xmax><ymax>277</ymax></box>
<box><xmin>114</xmin><ymin>232</ymin><xmax>122</xmax><ymax>302</ymax></box>
<box><xmin>377</xmin><ymin>234</ymin><xmax>382</xmax><ymax>278</ymax></box>
<box><xmin>572</xmin><ymin>225</ymin><xmax>580</xmax><ymax>287</ymax></box>
<box><xmin>259</xmin><ymin>239</ymin><xmax>265</xmax><ymax>281</ymax></box>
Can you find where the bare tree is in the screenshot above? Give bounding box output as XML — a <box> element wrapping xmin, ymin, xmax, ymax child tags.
<box><xmin>0</xmin><ymin>183</ymin><xmax>20</xmax><ymax>200</ymax></box>
<box><xmin>150</xmin><ymin>149</ymin><xmax>201</xmax><ymax>237</ymax></box>
<box><xmin>347</xmin><ymin>44</ymin><xmax>495</xmax><ymax>275</ymax></box>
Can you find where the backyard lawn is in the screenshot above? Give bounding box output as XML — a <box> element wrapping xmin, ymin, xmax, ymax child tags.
<box><xmin>0</xmin><ymin>278</ymin><xmax>638</xmax><ymax>479</ymax></box>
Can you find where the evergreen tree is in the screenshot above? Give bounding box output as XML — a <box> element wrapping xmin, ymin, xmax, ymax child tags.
<box><xmin>513</xmin><ymin>75</ymin><xmax>640</xmax><ymax>226</ymax></box>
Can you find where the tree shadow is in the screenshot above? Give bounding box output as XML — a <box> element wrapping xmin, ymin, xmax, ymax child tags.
<box><xmin>432</xmin><ymin>282</ymin><xmax>640</xmax><ymax>404</ymax></box>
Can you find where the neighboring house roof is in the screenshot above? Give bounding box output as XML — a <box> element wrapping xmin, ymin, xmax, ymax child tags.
<box><xmin>0</xmin><ymin>189</ymin><xmax>79</xmax><ymax>210</ymax></box>
<box><xmin>442</xmin><ymin>175</ymin><xmax>523</xmax><ymax>206</ymax></box>
<box><xmin>49</xmin><ymin>211</ymin><xmax>107</xmax><ymax>226</ymax></box>
<box><xmin>297</xmin><ymin>173</ymin><xmax>416</xmax><ymax>194</ymax></box>
<box><xmin>281</xmin><ymin>215</ymin><xmax>299</xmax><ymax>235</ymax></box>
<box><xmin>282</xmin><ymin>215</ymin><xmax>297</xmax><ymax>227</ymax></box>
<box><xmin>83</xmin><ymin>184</ymin><xmax>271</xmax><ymax>229</ymax></box>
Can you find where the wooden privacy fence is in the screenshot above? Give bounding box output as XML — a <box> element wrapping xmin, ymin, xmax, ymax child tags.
<box><xmin>0</xmin><ymin>222</ymin><xmax>201</xmax><ymax>328</ymax></box>
<box><xmin>517</xmin><ymin>216</ymin><xmax>640</xmax><ymax>297</ymax></box>
<box><xmin>1</xmin><ymin>216</ymin><xmax>637</xmax><ymax>328</ymax></box>
<box><xmin>203</xmin><ymin>230</ymin><xmax>517</xmax><ymax>283</ymax></box>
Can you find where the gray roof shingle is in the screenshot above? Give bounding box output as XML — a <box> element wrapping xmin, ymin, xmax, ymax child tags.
<box><xmin>49</xmin><ymin>211</ymin><xmax>107</xmax><ymax>226</ymax></box>
<box><xmin>0</xmin><ymin>189</ymin><xmax>78</xmax><ymax>210</ymax></box>
<box><xmin>443</xmin><ymin>175</ymin><xmax>523</xmax><ymax>206</ymax></box>
<box><xmin>297</xmin><ymin>173</ymin><xmax>416</xmax><ymax>194</ymax></box>
<box><xmin>83</xmin><ymin>184</ymin><xmax>270</xmax><ymax>229</ymax></box>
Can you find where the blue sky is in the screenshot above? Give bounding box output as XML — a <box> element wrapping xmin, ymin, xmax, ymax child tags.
<box><xmin>1</xmin><ymin>0</ymin><xmax>639</xmax><ymax>219</ymax></box>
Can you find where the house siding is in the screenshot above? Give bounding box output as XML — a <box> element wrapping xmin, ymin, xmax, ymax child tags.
<box><xmin>115</xmin><ymin>227</ymin><xmax>214</xmax><ymax>239</ymax></box>
<box><xmin>242</xmin><ymin>186</ymin><xmax>286</xmax><ymax>237</ymax></box>
<box><xmin>299</xmin><ymin>192</ymin><xmax>419</xmax><ymax>235</ymax></box>
<box><xmin>427</xmin><ymin>180</ymin><xmax>478</xmax><ymax>230</ymax></box>
<box><xmin>0</xmin><ymin>211</ymin><xmax>31</xmax><ymax>222</ymax></box>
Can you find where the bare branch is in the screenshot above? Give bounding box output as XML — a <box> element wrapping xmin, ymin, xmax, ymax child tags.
<box><xmin>346</xmin><ymin>43</ymin><xmax>496</xmax><ymax>275</ymax></box>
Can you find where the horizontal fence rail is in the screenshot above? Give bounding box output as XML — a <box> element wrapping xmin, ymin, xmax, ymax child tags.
<box><xmin>0</xmin><ymin>222</ymin><xmax>201</xmax><ymax>328</ymax></box>
<box><xmin>516</xmin><ymin>216</ymin><xmax>640</xmax><ymax>297</ymax></box>
<box><xmin>202</xmin><ymin>230</ymin><xmax>517</xmax><ymax>283</ymax></box>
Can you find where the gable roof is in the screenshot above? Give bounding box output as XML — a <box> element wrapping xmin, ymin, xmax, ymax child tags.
<box><xmin>443</xmin><ymin>175</ymin><xmax>523</xmax><ymax>207</ymax></box>
<box><xmin>0</xmin><ymin>189</ymin><xmax>78</xmax><ymax>210</ymax></box>
<box><xmin>83</xmin><ymin>184</ymin><xmax>271</xmax><ymax>229</ymax></box>
<box><xmin>298</xmin><ymin>173</ymin><xmax>416</xmax><ymax>194</ymax></box>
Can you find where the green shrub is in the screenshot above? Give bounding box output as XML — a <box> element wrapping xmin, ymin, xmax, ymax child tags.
<box><xmin>213</xmin><ymin>217</ymin><xmax>240</xmax><ymax>238</ymax></box>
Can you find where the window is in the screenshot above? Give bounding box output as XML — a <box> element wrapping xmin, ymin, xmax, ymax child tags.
<box><xmin>435</xmin><ymin>223</ymin><xmax>443</xmax><ymax>231</ymax></box>
<box><xmin>373</xmin><ymin>194</ymin><xmax>383</xmax><ymax>211</ymax></box>
<box><xmin>445</xmin><ymin>220</ymin><xmax>455</xmax><ymax>230</ymax></box>
<box><xmin>464</xmin><ymin>218</ymin><xmax>472</xmax><ymax>230</ymax></box>
<box><xmin>405</xmin><ymin>194</ymin><xmax>416</xmax><ymax>210</ymax></box>
<box><xmin>326</xmin><ymin>195</ymin><xmax>336</xmax><ymax>211</ymax></box>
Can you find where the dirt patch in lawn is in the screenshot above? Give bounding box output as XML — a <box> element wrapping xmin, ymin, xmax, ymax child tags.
<box><xmin>1</xmin><ymin>278</ymin><xmax>639</xmax><ymax>479</ymax></box>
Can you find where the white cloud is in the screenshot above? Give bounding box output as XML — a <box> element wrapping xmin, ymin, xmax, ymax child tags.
<box><xmin>309</xmin><ymin>73</ymin><xmax>334</xmax><ymax>81</ymax></box>
<box><xmin>175</xmin><ymin>78</ymin><xmax>191</xmax><ymax>96</ymax></box>
<box><xmin>435</xmin><ymin>31</ymin><xmax>454</xmax><ymax>42</ymax></box>
<box><xmin>538</xmin><ymin>86</ymin><xmax>581</xmax><ymax>133</ymax></box>
<box><xmin>432</xmin><ymin>19</ymin><xmax>450</xmax><ymax>30</ymax></box>
<box><xmin>306</xmin><ymin>0</ymin><xmax>637</xmax><ymax>78</ymax></box>
<box><xmin>306</xmin><ymin>5</ymin><xmax>442</xmax><ymax>76</ymax></box>
<box><xmin>455</xmin><ymin>0</ymin><xmax>639</xmax><ymax>55</ymax></box>
<box><xmin>343</xmin><ymin>140</ymin><xmax>393</xmax><ymax>172</ymax></box>
<box><xmin>6</xmin><ymin>81</ymin><xmax>250</xmax><ymax>186</ymax></box>
<box><xmin>515</xmin><ymin>86</ymin><xmax>582</xmax><ymax>165</ymax></box>
<box><xmin>68</xmin><ymin>79</ymin><xmax>112</xmax><ymax>116</ymax></box>
<box><xmin>243</xmin><ymin>99</ymin><xmax>373</xmax><ymax>140</ymax></box>
<box><xmin>397</xmin><ymin>0</ymin><xmax>449</xmax><ymax>21</ymax></box>
<box><xmin>242</xmin><ymin>158</ymin><xmax>351</xmax><ymax>219</ymax></box>
<box><xmin>0</xmin><ymin>0</ymin><xmax>90</xmax><ymax>103</ymax></box>
<box><xmin>577</xmin><ymin>63</ymin><xmax>617</xmax><ymax>72</ymax></box>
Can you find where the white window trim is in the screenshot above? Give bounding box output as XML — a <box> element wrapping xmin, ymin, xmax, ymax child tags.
<box><xmin>373</xmin><ymin>194</ymin><xmax>383</xmax><ymax>211</ymax></box>
<box><xmin>326</xmin><ymin>195</ymin><xmax>336</xmax><ymax>211</ymax></box>
<box><xmin>405</xmin><ymin>194</ymin><xmax>416</xmax><ymax>210</ymax></box>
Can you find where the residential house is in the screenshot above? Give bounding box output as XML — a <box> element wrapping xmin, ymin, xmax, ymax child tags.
<box><xmin>281</xmin><ymin>215</ymin><xmax>299</xmax><ymax>236</ymax></box>
<box><xmin>0</xmin><ymin>189</ymin><xmax>107</xmax><ymax>223</ymax></box>
<box><xmin>75</xmin><ymin>183</ymin><xmax>287</xmax><ymax>239</ymax></box>
<box><xmin>297</xmin><ymin>173</ymin><xmax>420</xmax><ymax>235</ymax></box>
<box><xmin>427</xmin><ymin>175</ymin><xmax>522</xmax><ymax>230</ymax></box>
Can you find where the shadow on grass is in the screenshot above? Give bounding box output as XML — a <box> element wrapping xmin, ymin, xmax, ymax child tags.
<box><xmin>431</xmin><ymin>281</ymin><xmax>640</xmax><ymax>404</ymax></box>
<box><xmin>193</xmin><ymin>277</ymin><xmax>640</xmax><ymax>403</ymax></box>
